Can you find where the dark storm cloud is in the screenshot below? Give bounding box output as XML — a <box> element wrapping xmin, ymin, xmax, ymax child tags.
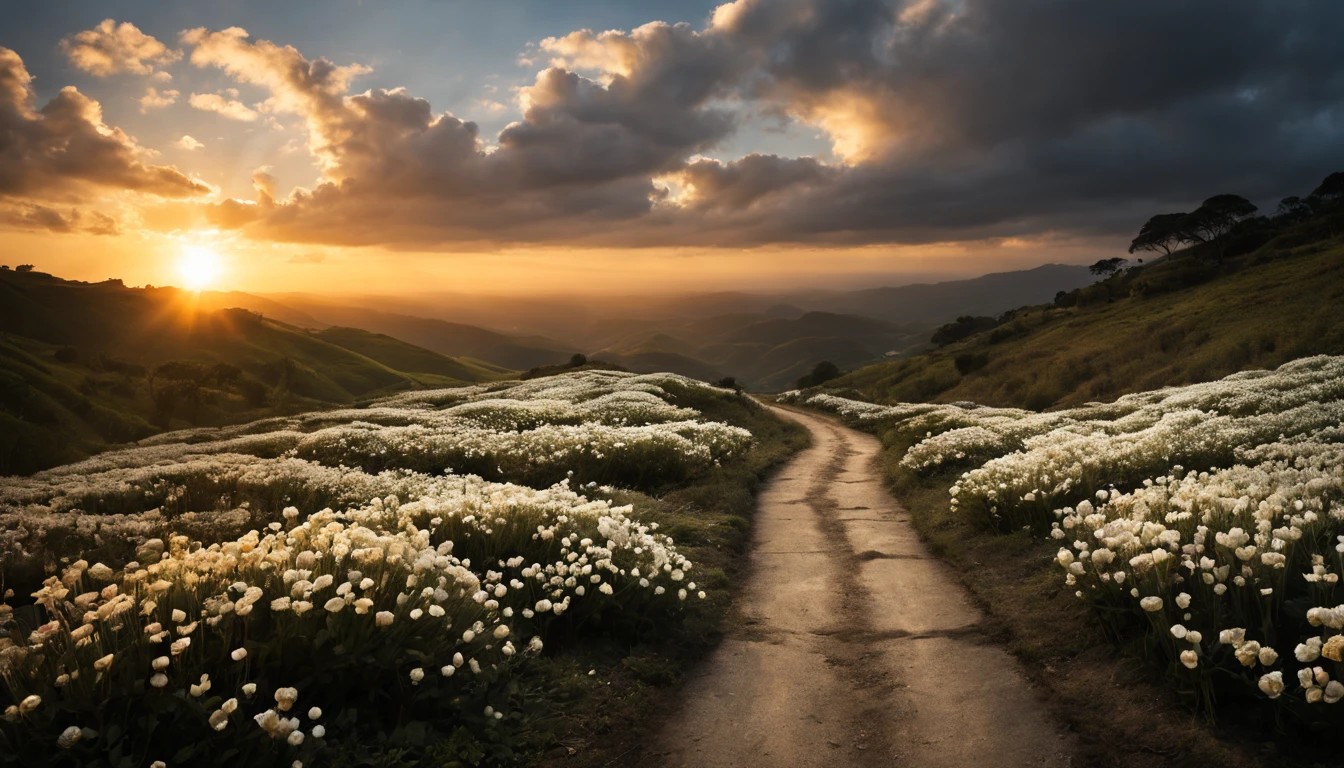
<box><xmin>174</xmin><ymin>1</ymin><xmax>1344</xmax><ymax>248</ymax></box>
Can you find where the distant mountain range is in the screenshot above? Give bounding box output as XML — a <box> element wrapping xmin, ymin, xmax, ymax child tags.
<box><xmin>256</xmin><ymin>263</ymin><xmax>1097</xmax><ymax>391</ymax></box>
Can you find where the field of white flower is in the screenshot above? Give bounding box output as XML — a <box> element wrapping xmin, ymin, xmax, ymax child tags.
<box><xmin>0</xmin><ymin>371</ymin><xmax>759</xmax><ymax>766</ymax></box>
<box><xmin>790</xmin><ymin>355</ymin><xmax>1344</xmax><ymax>732</ymax></box>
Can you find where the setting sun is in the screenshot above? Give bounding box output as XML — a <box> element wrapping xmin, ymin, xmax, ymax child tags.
<box><xmin>177</xmin><ymin>244</ymin><xmax>222</xmax><ymax>291</ymax></box>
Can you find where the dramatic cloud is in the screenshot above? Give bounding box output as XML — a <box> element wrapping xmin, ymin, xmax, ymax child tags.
<box><xmin>0</xmin><ymin>47</ymin><xmax>211</xmax><ymax>205</ymax></box>
<box><xmin>175</xmin><ymin>135</ymin><xmax>204</xmax><ymax>150</ymax></box>
<box><xmin>139</xmin><ymin>86</ymin><xmax>178</xmax><ymax>112</ymax></box>
<box><xmin>167</xmin><ymin>1</ymin><xmax>1344</xmax><ymax>249</ymax></box>
<box><xmin>188</xmin><ymin>91</ymin><xmax>259</xmax><ymax>121</ymax></box>
<box><xmin>0</xmin><ymin>202</ymin><xmax>120</xmax><ymax>235</ymax></box>
<box><xmin>60</xmin><ymin>20</ymin><xmax>181</xmax><ymax>76</ymax></box>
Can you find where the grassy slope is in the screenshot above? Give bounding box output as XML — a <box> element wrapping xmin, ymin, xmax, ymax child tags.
<box><xmin>830</xmin><ymin>239</ymin><xmax>1344</xmax><ymax>409</ymax></box>
<box><xmin>0</xmin><ymin>271</ymin><xmax>514</xmax><ymax>474</ymax></box>
<box><xmin>0</xmin><ymin>334</ymin><xmax>158</xmax><ymax>471</ymax></box>
<box><xmin>314</xmin><ymin>326</ymin><xmax>511</xmax><ymax>383</ymax></box>
<box><xmin>272</xmin><ymin>302</ymin><xmax>576</xmax><ymax>371</ymax></box>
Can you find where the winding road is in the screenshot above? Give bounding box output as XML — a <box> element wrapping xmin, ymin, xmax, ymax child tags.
<box><xmin>651</xmin><ymin>406</ymin><xmax>1075</xmax><ymax>767</ymax></box>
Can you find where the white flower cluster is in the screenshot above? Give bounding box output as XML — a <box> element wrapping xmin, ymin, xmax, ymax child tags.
<box><xmin>0</xmin><ymin>370</ymin><xmax>732</xmax><ymax>755</ymax></box>
<box><xmin>1</xmin><ymin>371</ymin><xmax>752</xmax><ymax>571</ymax></box>
<box><xmin>34</xmin><ymin>371</ymin><xmax>746</xmax><ymax>485</ymax></box>
<box><xmin>804</xmin><ymin>355</ymin><xmax>1344</xmax><ymax>530</ymax></box>
<box><xmin>0</xmin><ymin>473</ymin><xmax>698</xmax><ymax>753</ymax></box>
<box><xmin>799</xmin><ymin>356</ymin><xmax>1344</xmax><ymax>717</ymax></box>
<box><xmin>1052</xmin><ymin>433</ymin><xmax>1344</xmax><ymax>711</ymax></box>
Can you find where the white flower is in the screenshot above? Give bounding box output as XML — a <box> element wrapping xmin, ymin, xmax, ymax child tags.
<box><xmin>231</xmin><ymin>648</ymin><xmax>248</xmax><ymax>661</ymax></box>
<box><xmin>274</xmin><ymin>687</ymin><xmax>299</xmax><ymax>712</ymax></box>
<box><xmin>1234</xmin><ymin>641</ymin><xmax>1262</xmax><ymax>668</ymax></box>
<box><xmin>1139</xmin><ymin>596</ymin><xmax>1163</xmax><ymax>612</ymax></box>
<box><xmin>1258</xmin><ymin>647</ymin><xmax>1278</xmax><ymax>666</ymax></box>
<box><xmin>375</xmin><ymin>611</ymin><xmax>394</xmax><ymax>627</ymax></box>
<box><xmin>1296</xmin><ymin>638</ymin><xmax>1323</xmax><ymax>662</ymax></box>
<box><xmin>1257</xmin><ymin>671</ymin><xmax>1284</xmax><ymax>699</ymax></box>
<box><xmin>312</xmin><ymin>725</ymin><xmax>326</xmax><ymax>739</ymax></box>
<box><xmin>1179</xmin><ymin>650</ymin><xmax>1198</xmax><ymax>669</ymax></box>
<box><xmin>150</xmin><ymin>674</ymin><xmax>168</xmax><ymax>688</ymax></box>
<box><xmin>409</xmin><ymin>668</ymin><xmax>425</xmax><ymax>684</ymax></box>
<box><xmin>308</xmin><ymin>707</ymin><xmax>322</xmax><ymax>720</ymax></box>
<box><xmin>323</xmin><ymin>597</ymin><xmax>345</xmax><ymax>613</ymax></box>
<box><xmin>58</xmin><ymin>725</ymin><xmax>82</xmax><ymax>749</ymax></box>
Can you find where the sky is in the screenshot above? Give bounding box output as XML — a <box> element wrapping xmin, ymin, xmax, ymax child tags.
<box><xmin>2</xmin><ymin>0</ymin><xmax>1343</xmax><ymax>295</ymax></box>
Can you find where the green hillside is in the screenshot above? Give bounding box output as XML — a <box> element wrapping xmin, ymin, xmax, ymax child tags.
<box><xmin>314</xmin><ymin>326</ymin><xmax>510</xmax><ymax>384</ymax></box>
<box><xmin>824</xmin><ymin>223</ymin><xmax>1344</xmax><ymax>410</ymax></box>
<box><xmin>0</xmin><ymin>270</ymin><xmax>509</xmax><ymax>474</ymax></box>
<box><xmin>269</xmin><ymin>301</ymin><xmax>577</xmax><ymax>370</ymax></box>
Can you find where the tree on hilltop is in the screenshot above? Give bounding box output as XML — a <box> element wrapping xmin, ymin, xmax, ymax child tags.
<box><xmin>1182</xmin><ymin>194</ymin><xmax>1257</xmax><ymax>244</ymax></box>
<box><xmin>1089</xmin><ymin>257</ymin><xmax>1128</xmax><ymax>277</ymax></box>
<box><xmin>1128</xmin><ymin>212</ymin><xmax>1189</xmax><ymax>258</ymax></box>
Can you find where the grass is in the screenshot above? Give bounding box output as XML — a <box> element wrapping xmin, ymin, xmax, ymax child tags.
<box><xmin>830</xmin><ymin>237</ymin><xmax>1344</xmax><ymax>410</ymax></box>
<box><xmin>314</xmin><ymin>327</ymin><xmax>511</xmax><ymax>384</ymax></box>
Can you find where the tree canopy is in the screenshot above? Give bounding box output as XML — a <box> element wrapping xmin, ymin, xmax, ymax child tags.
<box><xmin>1182</xmin><ymin>194</ymin><xmax>1258</xmax><ymax>243</ymax></box>
<box><xmin>1089</xmin><ymin>257</ymin><xmax>1128</xmax><ymax>277</ymax></box>
<box><xmin>1128</xmin><ymin>212</ymin><xmax>1189</xmax><ymax>257</ymax></box>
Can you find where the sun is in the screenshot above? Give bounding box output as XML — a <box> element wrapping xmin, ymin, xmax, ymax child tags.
<box><xmin>178</xmin><ymin>245</ymin><xmax>223</xmax><ymax>291</ymax></box>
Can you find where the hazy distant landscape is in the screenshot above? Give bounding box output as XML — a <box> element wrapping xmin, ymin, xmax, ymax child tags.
<box><xmin>3</xmin><ymin>2</ymin><xmax>1344</xmax><ymax>767</ymax></box>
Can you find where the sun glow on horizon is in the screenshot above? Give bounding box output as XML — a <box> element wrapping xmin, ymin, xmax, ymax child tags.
<box><xmin>177</xmin><ymin>244</ymin><xmax>223</xmax><ymax>291</ymax></box>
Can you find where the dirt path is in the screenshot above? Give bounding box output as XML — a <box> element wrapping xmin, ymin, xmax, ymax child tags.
<box><xmin>650</xmin><ymin>406</ymin><xmax>1076</xmax><ymax>767</ymax></box>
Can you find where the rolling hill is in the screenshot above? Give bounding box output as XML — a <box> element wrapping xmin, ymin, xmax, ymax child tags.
<box><xmin>260</xmin><ymin>301</ymin><xmax>577</xmax><ymax>371</ymax></box>
<box><xmin>0</xmin><ymin>270</ymin><xmax>508</xmax><ymax>474</ymax></box>
<box><xmin>314</xmin><ymin>326</ymin><xmax>511</xmax><ymax>384</ymax></box>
